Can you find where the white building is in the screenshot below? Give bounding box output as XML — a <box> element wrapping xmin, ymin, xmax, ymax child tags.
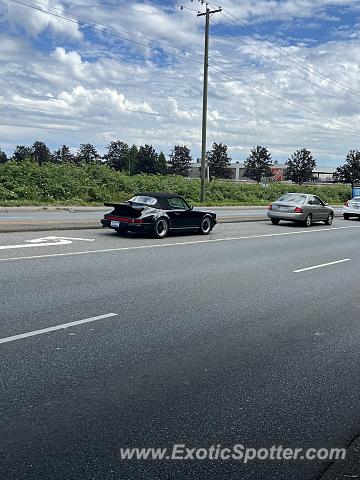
<box><xmin>189</xmin><ymin>161</ymin><xmax>337</xmax><ymax>183</ymax></box>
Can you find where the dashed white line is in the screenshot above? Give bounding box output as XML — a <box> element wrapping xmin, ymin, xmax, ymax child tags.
<box><xmin>0</xmin><ymin>225</ymin><xmax>359</xmax><ymax>262</ymax></box>
<box><xmin>0</xmin><ymin>313</ymin><xmax>118</xmax><ymax>345</ymax></box>
<box><xmin>294</xmin><ymin>258</ymin><xmax>351</xmax><ymax>273</ymax></box>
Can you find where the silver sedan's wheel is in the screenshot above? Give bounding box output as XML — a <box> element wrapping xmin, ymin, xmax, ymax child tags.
<box><xmin>304</xmin><ymin>214</ymin><xmax>312</xmax><ymax>227</ymax></box>
<box><xmin>325</xmin><ymin>213</ymin><xmax>333</xmax><ymax>225</ymax></box>
<box><xmin>153</xmin><ymin>218</ymin><xmax>169</xmax><ymax>238</ymax></box>
<box><xmin>199</xmin><ymin>216</ymin><xmax>212</xmax><ymax>235</ymax></box>
<box><xmin>344</xmin><ymin>213</ymin><xmax>350</xmax><ymax>220</ymax></box>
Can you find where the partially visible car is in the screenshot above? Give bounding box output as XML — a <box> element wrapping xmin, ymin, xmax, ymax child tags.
<box><xmin>343</xmin><ymin>197</ymin><xmax>360</xmax><ymax>220</ymax></box>
<box><xmin>101</xmin><ymin>192</ymin><xmax>217</xmax><ymax>238</ymax></box>
<box><xmin>267</xmin><ymin>193</ymin><xmax>334</xmax><ymax>227</ymax></box>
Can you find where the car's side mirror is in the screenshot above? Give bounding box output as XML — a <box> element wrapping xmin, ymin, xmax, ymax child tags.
<box><xmin>324</xmin><ymin>202</ymin><xmax>328</xmax><ymax>206</ymax></box>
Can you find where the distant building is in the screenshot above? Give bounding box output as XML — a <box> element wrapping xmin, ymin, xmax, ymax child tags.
<box><xmin>189</xmin><ymin>160</ymin><xmax>337</xmax><ymax>183</ymax></box>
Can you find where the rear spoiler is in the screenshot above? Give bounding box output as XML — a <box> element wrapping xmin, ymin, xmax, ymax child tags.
<box><xmin>104</xmin><ymin>202</ymin><xmax>144</xmax><ymax>209</ymax></box>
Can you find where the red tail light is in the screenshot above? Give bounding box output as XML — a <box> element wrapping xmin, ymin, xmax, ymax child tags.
<box><xmin>344</xmin><ymin>201</ymin><xmax>349</xmax><ymax>207</ymax></box>
<box><xmin>268</xmin><ymin>203</ymin><xmax>272</xmax><ymax>210</ymax></box>
<box><xmin>133</xmin><ymin>218</ymin><xmax>143</xmax><ymax>223</ymax></box>
<box><xmin>294</xmin><ymin>207</ymin><xmax>303</xmax><ymax>213</ymax></box>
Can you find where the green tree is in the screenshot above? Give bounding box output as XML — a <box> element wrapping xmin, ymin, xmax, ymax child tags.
<box><xmin>76</xmin><ymin>143</ymin><xmax>101</xmax><ymax>164</ymax></box>
<box><xmin>244</xmin><ymin>146</ymin><xmax>273</xmax><ymax>182</ymax></box>
<box><xmin>285</xmin><ymin>148</ymin><xmax>316</xmax><ymax>185</ymax></box>
<box><xmin>127</xmin><ymin>144</ymin><xmax>138</xmax><ymax>175</ymax></box>
<box><xmin>168</xmin><ymin>145</ymin><xmax>192</xmax><ymax>176</ymax></box>
<box><xmin>335</xmin><ymin>150</ymin><xmax>360</xmax><ymax>186</ymax></box>
<box><xmin>12</xmin><ymin>145</ymin><xmax>33</xmax><ymax>162</ymax></box>
<box><xmin>32</xmin><ymin>141</ymin><xmax>52</xmax><ymax>165</ymax></box>
<box><xmin>135</xmin><ymin>144</ymin><xmax>159</xmax><ymax>174</ymax></box>
<box><xmin>157</xmin><ymin>151</ymin><xmax>167</xmax><ymax>175</ymax></box>
<box><xmin>0</xmin><ymin>149</ymin><xmax>8</xmax><ymax>164</ymax></box>
<box><xmin>53</xmin><ymin>145</ymin><xmax>75</xmax><ymax>164</ymax></box>
<box><xmin>104</xmin><ymin>141</ymin><xmax>129</xmax><ymax>171</ymax></box>
<box><xmin>207</xmin><ymin>142</ymin><xmax>231</xmax><ymax>179</ymax></box>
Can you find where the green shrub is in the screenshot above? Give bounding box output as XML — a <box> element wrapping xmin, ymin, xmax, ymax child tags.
<box><xmin>0</xmin><ymin>160</ymin><xmax>351</xmax><ymax>206</ymax></box>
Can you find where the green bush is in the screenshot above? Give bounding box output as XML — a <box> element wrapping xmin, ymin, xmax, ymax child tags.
<box><xmin>0</xmin><ymin>160</ymin><xmax>351</xmax><ymax>206</ymax></box>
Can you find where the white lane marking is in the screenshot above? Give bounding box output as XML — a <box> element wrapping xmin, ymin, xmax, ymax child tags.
<box><xmin>0</xmin><ymin>225</ymin><xmax>359</xmax><ymax>263</ymax></box>
<box><xmin>0</xmin><ymin>236</ymin><xmax>94</xmax><ymax>250</ymax></box>
<box><xmin>0</xmin><ymin>313</ymin><xmax>118</xmax><ymax>345</ymax></box>
<box><xmin>294</xmin><ymin>258</ymin><xmax>351</xmax><ymax>273</ymax></box>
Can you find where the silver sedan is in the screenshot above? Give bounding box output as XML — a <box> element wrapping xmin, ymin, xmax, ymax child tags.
<box><xmin>343</xmin><ymin>197</ymin><xmax>360</xmax><ymax>219</ymax></box>
<box><xmin>267</xmin><ymin>193</ymin><xmax>334</xmax><ymax>227</ymax></box>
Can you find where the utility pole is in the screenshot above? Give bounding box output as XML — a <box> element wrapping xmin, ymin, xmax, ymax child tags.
<box><xmin>197</xmin><ymin>3</ymin><xmax>222</xmax><ymax>202</ymax></box>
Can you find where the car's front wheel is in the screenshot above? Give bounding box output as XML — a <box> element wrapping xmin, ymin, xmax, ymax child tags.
<box><xmin>271</xmin><ymin>218</ymin><xmax>280</xmax><ymax>225</ymax></box>
<box><xmin>304</xmin><ymin>214</ymin><xmax>312</xmax><ymax>227</ymax></box>
<box><xmin>153</xmin><ymin>218</ymin><xmax>169</xmax><ymax>238</ymax></box>
<box><xmin>199</xmin><ymin>215</ymin><xmax>212</xmax><ymax>235</ymax></box>
<box><xmin>324</xmin><ymin>213</ymin><xmax>333</xmax><ymax>225</ymax></box>
<box><xmin>344</xmin><ymin>213</ymin><xmax>350</xmax><ymax>220</ymax></box>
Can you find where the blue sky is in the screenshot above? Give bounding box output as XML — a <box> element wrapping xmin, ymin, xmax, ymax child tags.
<box><xmin>1</xmin><ymin>0</ymin><xmax>360</xmax><ymax>165</ymax></box>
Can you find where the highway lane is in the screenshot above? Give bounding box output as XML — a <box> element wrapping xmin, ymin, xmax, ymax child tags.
<box><xmin>1</xmin><ymin>220</ymin><xmax>360</xmax><ymax>479</ymax></box>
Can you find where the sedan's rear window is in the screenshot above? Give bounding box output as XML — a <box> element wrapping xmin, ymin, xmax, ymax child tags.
<box><xmin>277</xmin><ymin>194</ymin><xmax>307</xmax><ymax>204</ymax></box>
<box><xmin>129</xmin><ymin>196</ymin><xmax>158</xmax><ymax>206</ymax></box>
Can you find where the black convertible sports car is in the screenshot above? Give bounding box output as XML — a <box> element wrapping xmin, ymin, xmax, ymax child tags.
<box><xmin>101</xmin><ymin>192</ymin><xmax>217</xmax><ymax>238</ymax></box>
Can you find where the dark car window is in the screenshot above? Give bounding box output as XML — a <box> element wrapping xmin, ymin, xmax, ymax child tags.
<box><xmin>308</xmin><ymin>196</ymin><xmax>322</xmax><ymax>205</ymax></box>
<box><xmin>313</xmin><ymin>196</ymin><xmax>323</xmax><ymax>206</ymax></box>
<box><xmin>167</xmin><ymin>197</ymin><xmax>188</xmax><ymax>209</ymax></box>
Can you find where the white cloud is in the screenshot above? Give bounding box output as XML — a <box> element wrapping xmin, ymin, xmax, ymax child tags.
<box><xmin>1</xmin><ymin>1</ymin><xmax>360</xmax><ymax>165</ymax></box>
<box><xmin>1</xmin><ymin>0</ymin><xmax>82</xmax><ymax>39</ymax></box>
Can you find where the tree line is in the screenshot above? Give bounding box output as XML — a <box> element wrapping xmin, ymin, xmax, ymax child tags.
<box><xmin>0</xmin><ymin>141</ymin><xmax>359</xmax><ymax>185</ymax></box>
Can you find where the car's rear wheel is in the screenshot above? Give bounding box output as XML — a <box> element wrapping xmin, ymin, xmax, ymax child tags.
<box><xmin>153</xmin><ymin>218</ymin><xmax>169</xmax><ymax>239</ymax></box>
<box><xmin>271</xmin><ymin>218</ymin><xmax>280</xmax><ymax>225</ymax></box>
<box><xmin>199</xmin><ymin>215</ymin><xmax>212</xmax><ymax>235</ymax></box>
<box><xmin>115</xmin><ymin>227</ymin><xmax>127</xmax><ymax>234</ymax></box>
<box><xmin>304</xmin><ymin>214</ymin><xmax>312</xmax><ymax>227</ymax></box>
<box><xmin>344</xmin><ymin>213</ymin><xmax>350</xmax><ymax>220</ymax></box>
<box><xmin>324</xmin><ymin>213</ymin><xmax>333</xmax><ymax>225</ymax></box>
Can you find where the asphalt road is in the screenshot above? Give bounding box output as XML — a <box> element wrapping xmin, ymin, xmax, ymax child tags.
<box><xmin>1</xmin><ymin>219</ymin><xmax>360</xmax><ymax>479</ymax></box>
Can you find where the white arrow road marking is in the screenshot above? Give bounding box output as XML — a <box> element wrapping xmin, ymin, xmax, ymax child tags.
<box><xmin>27</xmin><ymin>236</ymin><xmax>94</xmax><ymax>243</ymax></box>
<box><xmin>0</xmin><ymin>313</ymin><xmax>118</xmax><ymax>345</ymax></box>
<box><xmin>0</xmin><ymin>236</ymin><xmax>94</xmax><ymax>250</ymax></box>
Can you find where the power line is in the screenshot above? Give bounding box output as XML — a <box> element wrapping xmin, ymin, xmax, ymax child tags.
<box><xmin>209</xmin><ymin>15</ymin><xmax>360</xmax><ymax>107</ymax></box>
<box><xmin>7</xmin><ymin>0</ymin><xmax>204</xmax><ymax>66</ymax></box>
<box><xmin>208</xmin><ymin>2</ymin><xmax>360</xmax><ymax>99</ymax></box>
<box><xmin>208</xmin><ymin>64</ymin><xmax>360</xmax><ymax>137</ymax></box>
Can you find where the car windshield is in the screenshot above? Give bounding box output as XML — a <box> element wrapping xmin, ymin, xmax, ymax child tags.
<box><xmin>129</xmin><ymin>195</ymin><xmax>158</xmax><ymax>206</ymax></box>
<box><xmin>276</xmin><ymin>194</ymin><xmax>307</xmax><ymax>204</ymax></box>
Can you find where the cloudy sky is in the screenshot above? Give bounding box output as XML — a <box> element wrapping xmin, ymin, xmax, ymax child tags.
<box><xmin>1</xmin><ymin>0</ymin><xmax>360</xmax><ymax>165</ymax></box>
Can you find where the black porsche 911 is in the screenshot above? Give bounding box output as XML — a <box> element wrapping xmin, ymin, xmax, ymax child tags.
<box><xmin>101</xmin><ymin>192</ymin><xmax>217</xmax><ymax>238</ymax></box>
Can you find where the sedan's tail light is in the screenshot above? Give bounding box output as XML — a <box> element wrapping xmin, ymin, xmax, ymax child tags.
<box><xmin>344</xmin><ymin>201</ymin><xmax>349</xmax><ymax>207</ymax></box>
<box><xmin>294</xmin><ymin>207</ymin><xmax>303</xmax><ymax>213</ymax></box>
<box><xmin>268</xmin><ymin>203</ymin><xmax>272</xmax><ymax>210</ymax></box>
<box><xmin>133</xmin><ymin>218</ymin><xmax>144</xmax><ymax>223</ymax></box>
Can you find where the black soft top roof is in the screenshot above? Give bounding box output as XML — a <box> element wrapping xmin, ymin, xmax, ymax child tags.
<box><xmin>134</xmin><ymin>192</ymin><xmax>182</xmax><ymax>199</ymax></box>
